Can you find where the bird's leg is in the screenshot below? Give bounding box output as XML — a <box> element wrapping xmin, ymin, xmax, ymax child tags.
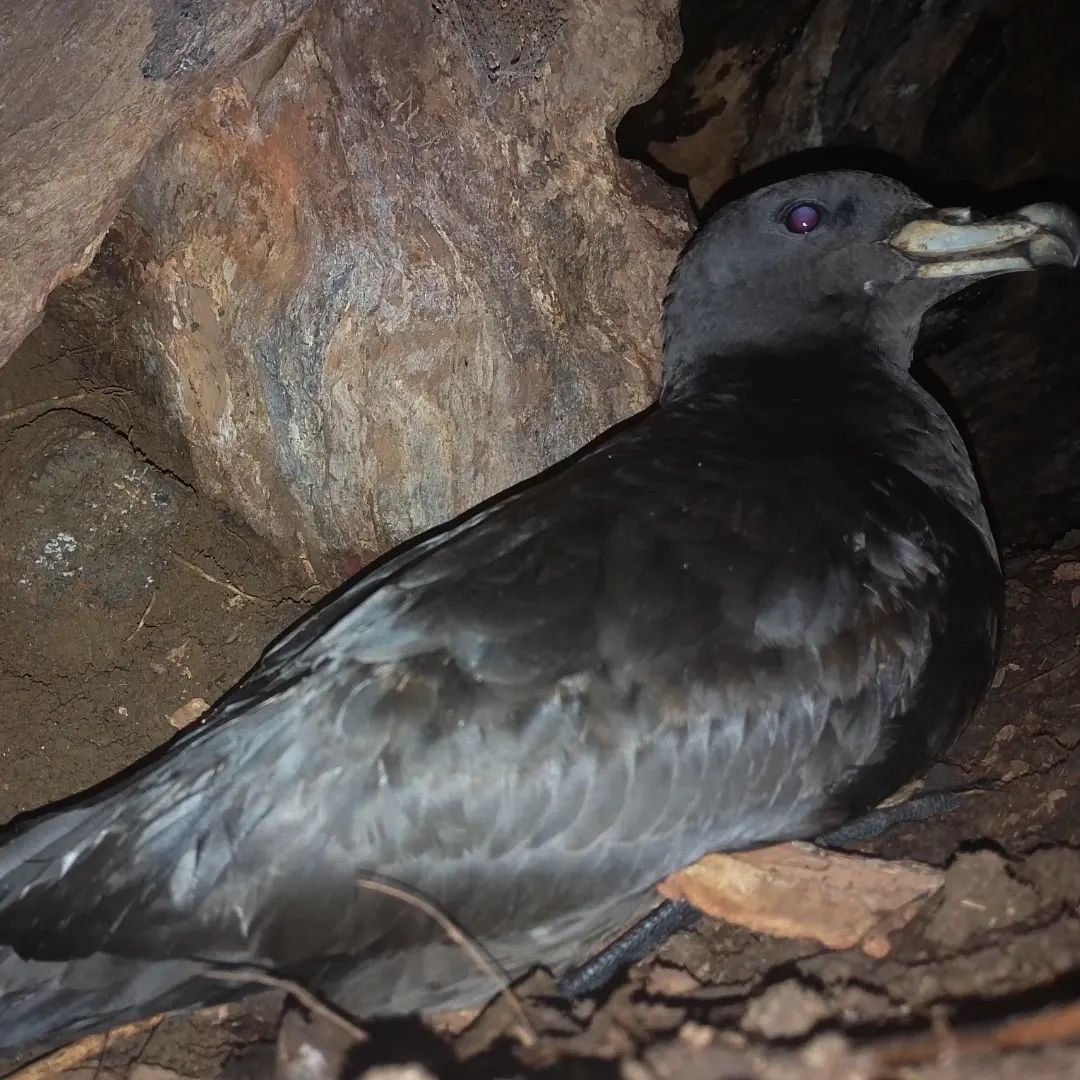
<box><xmin>558</xmin><ymin>786</ymin><xmax>981</xmax><ymax>999</ymax></box>
<box><xmin>816</xmin><ymin>788</ymin><xmax>972</xmax><ymax>848</ymax></box>
<box><xmin>557</xmin><ymin>897</ymin><xmax>701</xmax><ymax>1000</ymax></box>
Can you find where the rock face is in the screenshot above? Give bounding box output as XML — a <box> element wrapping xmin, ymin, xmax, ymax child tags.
<box><xmin>2</xmin><ymin>0</ymin><xmax>689</xmax><ymax>567</ymax></box>
<box><xmin>0</xmin><ymin>0</ymin><xmax>315</xmax><ymax>372</ymax></box>
<box><xmin>622</xmin><ymin>0</ymin><xmax>1080</xmax><ymax>210</ymax></box>
<box><xmin>8</xmin><ymin>1</ymin><xmax>1076</xmax><ymax>559</ymax></box>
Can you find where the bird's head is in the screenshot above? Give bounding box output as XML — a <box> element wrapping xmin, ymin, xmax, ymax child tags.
<box><xmin>661</xmin><ymin>169</ymin><xmax>1079</xmax><ymax>398</ymax></box>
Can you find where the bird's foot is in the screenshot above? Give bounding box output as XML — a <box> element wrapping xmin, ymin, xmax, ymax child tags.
<box><xmin>818</xmin><ymin>784</ymin><xmax>989</xmax><ymax>848</ymax></box>
<box><xmin>558</xmin><ymin>785</ymin><xmax>987</xmax><ymax>999</ymax></box>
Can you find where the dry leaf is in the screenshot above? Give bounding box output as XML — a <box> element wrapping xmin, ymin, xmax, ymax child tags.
<box><xmin>658</xmin><ymin>842</ymin><xmax>944</xmax><ymax>957</ymax></box>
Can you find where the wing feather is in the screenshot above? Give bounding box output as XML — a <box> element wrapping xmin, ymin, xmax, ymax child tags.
<box><xmin>0</xmin><ymin>394</ymin><xmax>998</xmax><ymax>1007</ymax></box>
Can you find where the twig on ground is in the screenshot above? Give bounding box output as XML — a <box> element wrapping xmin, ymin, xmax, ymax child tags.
<box><xmin>1001</xmin><ymin>652</ymin><xmax>1080</xmax><ymax>697</ymax></box>
<box><xmin>876</xmin><ymin>997</ymin><xmax>1080</xmax><ymax>1065</ymax></box>
<box><xmin>172</xmin><ymin>553</ymin><xmax>265</xmax><ymax>604</ymax></box>
<box><xmin>201</xmin><ymin>966</ymin><xmax>368</xmax><ymax>1045</ymax></box>
<box><xmin>357</xmin><ymin>876</ymin><xmax>539</xmax><ymax>1047</ymax></box>
<box><xmin>126</xmin><ymin>591</ymin><xmax>157</xmax><ymax>641</ymax></box>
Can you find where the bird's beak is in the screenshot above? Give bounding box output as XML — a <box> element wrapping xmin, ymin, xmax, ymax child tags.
<box><xmin>888</xmin><ymin>204</ymin><xmax>1080</xmax><ymax>278</ymax></box>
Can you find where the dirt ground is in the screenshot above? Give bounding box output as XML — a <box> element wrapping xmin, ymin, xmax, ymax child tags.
<box><xmin>1</xmin><ymin>364</ymin><xmax>1079</xmax><ymax>1078</ymax></box>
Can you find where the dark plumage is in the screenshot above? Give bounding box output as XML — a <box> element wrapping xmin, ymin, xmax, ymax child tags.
<box><xmin>1</xmin><ymin>170</ymin><xmax>1076</xmax><ymax>1054</ymax></box>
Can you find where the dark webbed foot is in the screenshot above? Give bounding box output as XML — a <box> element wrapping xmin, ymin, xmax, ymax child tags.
<box><xmin>558</xmin><ymin>786</ymin><xmax>983</xmax><ymax>999</ymax></box>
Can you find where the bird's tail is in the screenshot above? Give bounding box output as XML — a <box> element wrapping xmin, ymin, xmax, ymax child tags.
<box><xmin>0</xmin><ymin>764</ymin><xmax>240</xmax><ymax>1057</ymax></box>
<box><xmin>0</xmin><ymin>701</ymin><xmax>294</xmax><ymax>1057</ymax></box>
<box><xmin>0</xmin><ymin>945</ymin><xmax>239</xmax><ymax>1057</ymax></box>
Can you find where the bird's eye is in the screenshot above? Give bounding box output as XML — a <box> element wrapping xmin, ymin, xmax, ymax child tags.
<box><xmin>784</xmin><ymin>204</ymin><xmax>821</xmax><ymax>234</ymax></box>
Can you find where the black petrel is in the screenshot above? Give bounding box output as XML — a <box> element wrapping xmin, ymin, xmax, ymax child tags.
<box><xmin>1</xmin><ymin>170</ymin><xmax>1076</xmax><ymax>1054</ymax></box>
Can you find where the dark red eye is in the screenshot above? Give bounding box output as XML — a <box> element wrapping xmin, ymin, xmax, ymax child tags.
<box><xmin>785</xmin><ymin>204</ymin><xmax>820</xmax><ymax>234</ymax></box>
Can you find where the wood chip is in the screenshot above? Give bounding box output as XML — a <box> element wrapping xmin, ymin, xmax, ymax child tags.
<box><xmin>168</xmin><ymin>697</ymin><xmax>210</xmax><ymax>729</ymax></box>
<box><xmin>658</xmin><ymin>842</ymin><xmax>944</xmax><ymax>957</ymax></box>
<box><xmin>427</xmin><ymin>1006</ymin><xmax>484</xmax><ymax>1035</ymax></box>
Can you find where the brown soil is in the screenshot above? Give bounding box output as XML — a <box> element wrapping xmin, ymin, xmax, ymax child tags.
<box><xmin>1</xmin><ymin>365</ymin><xmax>1078</xmax><ymax>1078</ymax></box>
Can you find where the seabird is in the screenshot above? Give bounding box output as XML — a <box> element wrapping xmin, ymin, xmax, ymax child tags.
<box><xmin>1</xmin><ymin>170</ymin><xmax>1076</xmax><ymax>1054</ymax></box>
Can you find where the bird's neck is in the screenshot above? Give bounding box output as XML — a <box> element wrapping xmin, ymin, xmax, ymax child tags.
<box><xmin>659</xmin><ymin>283</ymin><xmax>929</xmax><ymax>402</ymax></box>
<box><xmin>659</xmin><ymin>321</ymin><xmax>920</xmax><ymax>405</ymax></box>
